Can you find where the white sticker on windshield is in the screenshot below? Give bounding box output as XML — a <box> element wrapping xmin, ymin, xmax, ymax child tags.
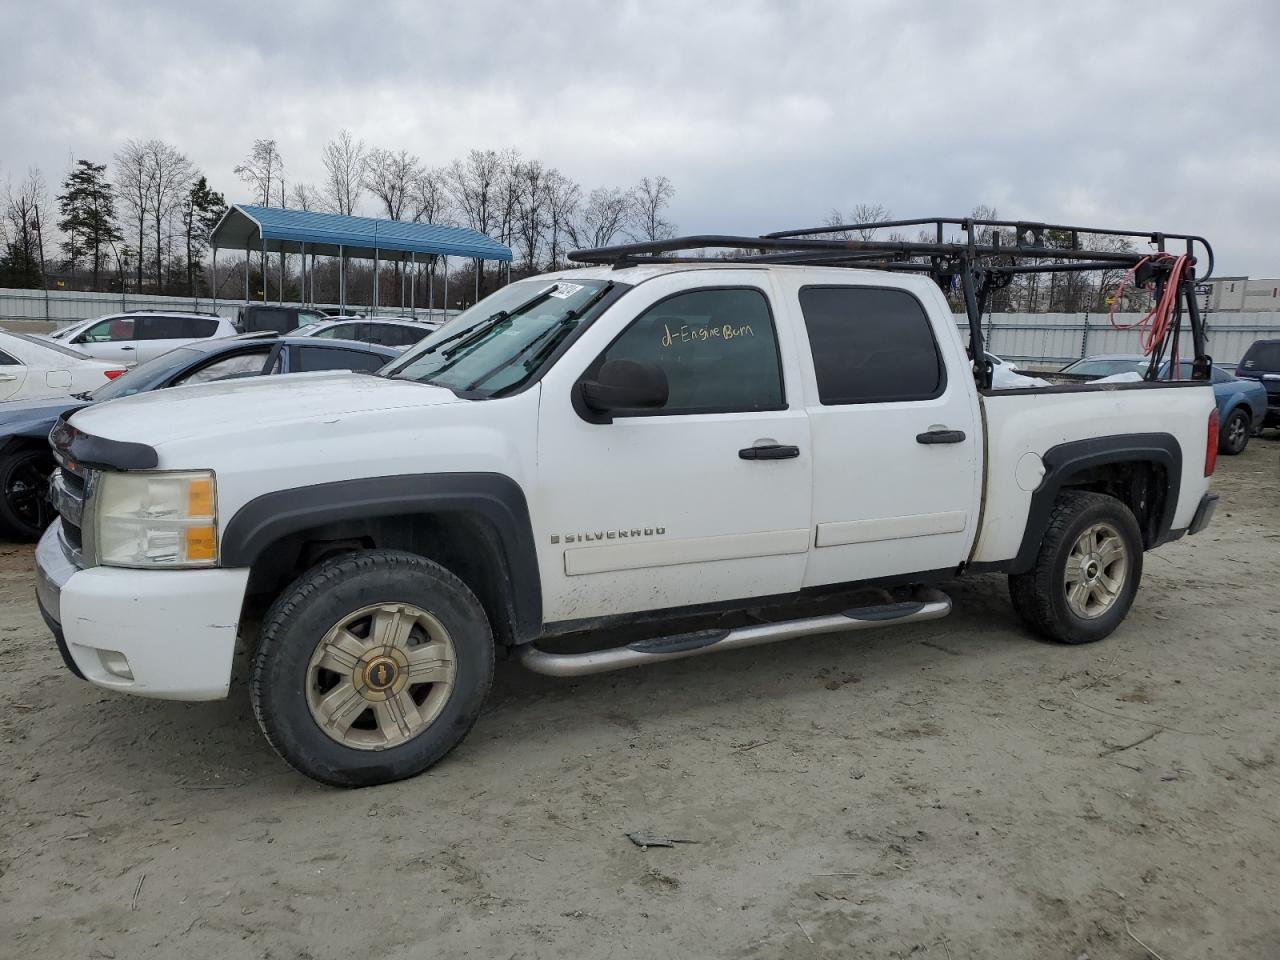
<box><xmin>549</xmin><ymin>282</ymin><xmax>585</xmax><ymax>299</ymax></box>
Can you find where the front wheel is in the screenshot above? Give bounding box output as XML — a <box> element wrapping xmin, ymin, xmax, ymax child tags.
<box><xmin>250</xmin><ymin>550</ymin><xmax>495</xmax><ymax>787</ymax></box>
<box><xmin>1219</xmin><ymin>408</ymin><xmax>1250</xmax><ymax>455</ymax></box>
<box><xmin>1008</xmin><ymin>491</ymin><xmax>1144</xmax><ymax>644</ymax></box>
<box><xmin>0</xmin><ymin>447</ymin><xmax>56</xmax><ymax>541</ymax></box>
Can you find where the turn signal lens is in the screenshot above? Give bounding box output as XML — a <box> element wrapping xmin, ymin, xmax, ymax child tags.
<box><xmin>187</xmin><ymin>477</ymin><xmax>215</xmax><ymax>517</ymax></box>
<box><xmin>184</xmin><ymin>525</ymin><xmax>217</xmax><ymax>562</ymax></box>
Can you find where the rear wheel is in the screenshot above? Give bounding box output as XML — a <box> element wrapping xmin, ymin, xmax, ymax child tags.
<box><xmin>1219</xmin><ymin>407</ymin><xmax>1250</xmax><ymax>455</ymax></box>
<box><xmin>0</xmin><ymin>447</ymin><xmax>56</xmax><ymax>541</ymax></box>
<box><xmin>250</xmin><ymin>550</ymin><xmax>494</xmax><ymax>787</ymax></box>
<box><xmin>1009</xmin><ymin>491</ymin><xmax>1144</xmax><ymax>644</ymax></box>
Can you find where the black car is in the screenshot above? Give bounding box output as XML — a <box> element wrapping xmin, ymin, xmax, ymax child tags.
<box><xmin>0</xmin><ymin>335</ymin><xmax>398</xmax><ymax>540</ymax></box>
<box><xmin>237</xmin><ymin>304</ymin><xmax>331</xmax><ymax>334</ymax></box>
<box><xmin>1234</xmin><ymin>339</ymin><xmax>1280</xmax><ymax>428</ymax></box>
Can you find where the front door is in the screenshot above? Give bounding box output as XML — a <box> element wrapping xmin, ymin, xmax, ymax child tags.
<box><xmin>74</xmin><ymin>316</ymin><xmax>139</xmax><ymax>363</ymax></box>
<box><xmin>781</xmin><ymin>280</ymin><xmax>983</xmax><ymax>587</ymax></box>
<box><xmin>535</xmin><ymin>277</ymin><xmax>813</xmax><ymax>625</ymax></box>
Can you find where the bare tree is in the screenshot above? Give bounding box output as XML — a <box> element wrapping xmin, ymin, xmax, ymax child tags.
<box><xmin>144</xmin><ymin>140</ymin><xmax>193</xmax><ymax>292</ymax></box>
<box><xmin>569</xmin><ymin>186</ymin><xmax>634</xmax><ymax>249</ymax></box>
<box><xmin>365</xmin><ymin>147</ymin><xmax>422</xmax><ymax>221</ymax></box>
<box><xmin>629</xmin><ymin>175</ymin><xmax>675</xmax><ymax>241</ymax></box>
<box><xmin>234</xmin><ymin>139</ymin><xmax>284</xmax><ymax>207</ymax></box>
<box><xmin>2</xmin><ymin>168</ymin><xmax>49</xmax><ymax>288</ymax></box>
<box><xmin>445</xmin><ymin>149</ymin><xmax>511</xmax><ymax>293</ymax></box>
<box><xmin>289</xmin><ymin>183</ymin><xmax>323</xmax><ymax>211</ymax></box>
<box><xmin>322</xmin><ymin>129</ymin><xmax>366</xmax><ymax>216</ymax></box>
<box><xmin>513</xmin><ymin>159</ymin><xmax>549</xmax><ymax>270</ymax></box>
<box><xmin>115</xmin><ymin>139</ymin><xmax>155</xmax><ymax>288</ymax></box>
<box><xmin>410</xmin><ymin>167</ymin><xmax>451</xmax><ymax>224</ymax></box>
<box><xmin>544</xmin><ymin>169</ymin><xmax>581</xmax><ymax>269</ymax></box>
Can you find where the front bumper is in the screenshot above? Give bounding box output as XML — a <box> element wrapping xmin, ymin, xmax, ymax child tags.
<box><xmin>35</xmin><ymin>521</ymin><xmax>250</xmax><ymax>700</ymax></box>
<box><xmin>1188</xmin><ymin>493</ymin><xmax>1218</xmax><ymax>536</ymax></box>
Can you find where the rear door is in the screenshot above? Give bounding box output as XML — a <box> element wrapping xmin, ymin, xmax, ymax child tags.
<box><xmin>534</xmin><ymin>273</ymin><xmax>813</xmax><ymax>624</ymax></box>
<box><xmin>134</xmin><ymin>316</ymin><xmax>219</xmax><ymax>363</ymax></box>
<box><xmin>779</xmin><ymin>277</ymin><xmax>983</xmax><ymax>586</ymax></box>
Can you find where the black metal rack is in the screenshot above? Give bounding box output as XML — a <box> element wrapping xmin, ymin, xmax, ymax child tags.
<box><xmin>569</xmin><ymin>217</ymin><xmax>1215</xmax><ymax>388</ymax></box>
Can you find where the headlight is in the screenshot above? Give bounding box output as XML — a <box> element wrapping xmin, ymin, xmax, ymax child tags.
<box><xmin>95</xmin><ymin>470</ymin><xmax>218</xmax><ymax>568</ymax></box>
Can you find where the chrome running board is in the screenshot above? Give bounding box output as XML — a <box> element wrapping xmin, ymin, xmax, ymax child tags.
<box><xmin>519</xmin><ymin>588</ymin><xmax>952</xmax><ymax>678</ymax></box>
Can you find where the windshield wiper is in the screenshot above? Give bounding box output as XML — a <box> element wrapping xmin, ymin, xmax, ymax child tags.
<box><xmin>422</xmin><ymin>286</ymin><xmax>558</xmax><ymax>360</ymax></box>
<box><xmin>465</xmin><ymin>283</ymin><xmax>613</xmax><ymax>393</ymax></box>
<box><xmin>71</xmin><ymin>391</ymin><xmax>94</xmax><ymax>401</ymax></box>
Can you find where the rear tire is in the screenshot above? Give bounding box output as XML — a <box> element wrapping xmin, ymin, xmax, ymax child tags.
<box><xmin>250</xmin><ymin>550</ymin><xmax>494</xmax><ymax>787</ymax></box>
<box><xmin>1008</xmin><ymin>491</ymin><xmax>1144</xmax><ymax>645</ymax></box>
<box><xmin>1219</xmin><ymin>407</ymin><xmax>1250</xmax><ymax>455</ymax></box>
<box><xmin>0</xmin><ymin>447</ymin><xmax>56</xmax><ymax>541</ymax></box>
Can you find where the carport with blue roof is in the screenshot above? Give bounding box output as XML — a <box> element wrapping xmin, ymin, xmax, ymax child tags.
<box><xmin>209</xmin><ymin>203</ymin><xmax>513</xmax><ymax>317</ymax></box>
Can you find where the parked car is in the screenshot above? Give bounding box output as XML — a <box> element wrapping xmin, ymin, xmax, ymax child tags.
<box><xmin>35</xmin><ymin>251</ymin><xmax>1218</xmax><ymax>787</ymax></box>
<box><xmin>237</xmin><ymin>304</ymin><xmax>331</xmax><ymax>334</ymax></box>
<box><xmin>1234</xmin><ymin>339</ymin><xmax>1280</xmax><ymax>430</ymax></box>
<box><xmin>1060</xmin><ymin>353</ymin><xmax>1265</xmax><ymax>454</ymax></box>
<box><xmin>0</xmin><ymin>335</ymin><xmax>398</xmax><ymax>541</ymax></box>
<box><xmin>0</xmin><ymin>330</ymin><xmax>126</xmax><ymax>402</ymax></box>
<box><xmin>288</xmin><ymin>316</ymin><xmax>440</xmax><ymax>351</ymax></box>
<box><xmin>44</xmin><ymin>311</ymin><xmax>238</xmax><ymax>365</ymax></box>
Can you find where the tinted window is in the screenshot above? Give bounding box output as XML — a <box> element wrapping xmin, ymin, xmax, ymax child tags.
<box><xmin>1240</xmin><ymin>342</ymin><xmax>1280</xmax><ymax>371</ymax></box>
<box><xmin>293</xmin><ymin>345</ymin><xmax>386</xmax><ymax>373</ymax></box>
<box><xmin>174</xmin><ymin>349</ymin><xmax>272</xmax><ymax>385</ymax></box>
<box><xmin>0</xmin><ymin>349</ymin><xmax>17</xmax><ymax>365</ymax></box>
<box><xmin>244</xmin><ymin>307</ymin><xmax>293</xmax><ymax>333</ymax></box>
<box><xmin>137</xmin><ymin>315</ymin><xmax>219</xmax><ymax>339</ymax></box>
<box><xmin>371</xmin><ymin>324</ymin><xmax>427</xmax><ymax>347</ymax></box>
<box><xmin>799</xmin><ymin>287</ymin><xmax>943</xmax><ymax>404</ymax></box>
<box><xmin>598</xmin><ymin>287</ymin><xmax>783</xmax><ymax>415</ymax></box>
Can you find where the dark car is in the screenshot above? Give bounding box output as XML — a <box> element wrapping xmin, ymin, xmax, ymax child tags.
<box><xmin>236</xmin><ymin>304</ymin><xmax>331</xmax><ymax>334</ymax></box>
<box><xmin>1235</xmin><ymin>339</ymin><xmax>1280</xmax><ymax>429</ymax></box>
<box><xmin>0</xmin><ymin>335</ymin><xmax>398</xmax><ymax>540</ymax></box>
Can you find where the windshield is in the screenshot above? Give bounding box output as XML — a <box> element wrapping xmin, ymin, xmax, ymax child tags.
<box><xmin>386</xmin><ymin>279</ymin><xmax>613</xmax><ymax>395</ymax></box>
<box><xmin>1240</xmin><ymin>342</ymin><xmax>1280</xmax><ymax>372</ymax></box>
<box><xmin>89</xmin><ymin>346</ymin><xmax>207</xmax><ymax>400</ymax></box>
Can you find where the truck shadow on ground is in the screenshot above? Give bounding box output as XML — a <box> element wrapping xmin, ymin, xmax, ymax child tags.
<box><xmin>41</xmin><ymin>572</ymin><xmax>1036</xmax><ymax>796</ymax></box>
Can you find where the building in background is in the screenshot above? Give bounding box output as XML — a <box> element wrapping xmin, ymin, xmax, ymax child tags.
<box><xmin>1200</xmin><ymin>277</ymin><xmax>1280</xmax><ymax>312</ymax></box>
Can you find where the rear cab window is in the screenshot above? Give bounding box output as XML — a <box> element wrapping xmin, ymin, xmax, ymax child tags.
<box><xmin>797</xmin><ymin>286</ymin><xmax>945</xmax><ymax>404</ymax></box>
<box><xmin>1240</xmin><ymin>342</ymin><xmax>1280</xmax><ymax>372</ymax></box>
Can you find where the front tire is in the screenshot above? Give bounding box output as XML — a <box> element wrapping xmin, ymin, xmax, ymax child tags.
<box><xmin>1008</xmin><ymin>491</ymin><xmax>1144</xmax><ymax>644</ymax></box>
<box><xmin>250</xmin><ymin>550</ymin><xmax>494</xmax><ymax>787</ymax></box>
<box><xmin>1219</xmin><ymin>407</ymin><xmax>1250</xmax><ymax>455</ymax></box>
<box><xmin>0</xmin><ymin>447</ymin><xmax>56</xmax><ymax>541</ymax></box>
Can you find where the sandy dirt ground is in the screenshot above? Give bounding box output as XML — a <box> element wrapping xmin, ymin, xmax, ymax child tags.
<box><xmin>2</xmin><ymin>440</ymin><xmax>1278</xmax><ymax>960</ymax></box>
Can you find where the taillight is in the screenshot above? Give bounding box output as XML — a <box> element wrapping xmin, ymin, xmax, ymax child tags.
<box><xmin>103</xmin><ymin>369</ymin><xmax>126</xmax><ymax>380</ymax></box>
<box><xmin>1204</xmin><ymin>408</ymin><xmax>1218</xmax><ymax>476</ymax></box>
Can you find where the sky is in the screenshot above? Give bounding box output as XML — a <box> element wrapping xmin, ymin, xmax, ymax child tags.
<box><xmin>3</xmin><ymin>0</ymin><xmax>1278</xmax><ymax>276</ymax></box>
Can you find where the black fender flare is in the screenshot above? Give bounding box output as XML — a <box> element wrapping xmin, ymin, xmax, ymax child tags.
<box><xmin>1010</xmin><ymin>433</ymin><xmax>1182</xmax><ymax>574</ymax></box>
<box><xmin>221</xmin><ymin>473</ymin><xmax>542</xmax><ymax>640</ymax></box>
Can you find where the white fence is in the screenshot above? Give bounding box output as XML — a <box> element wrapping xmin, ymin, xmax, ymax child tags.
<box><xmin>3</xmin><ymin>287</ymin><xmax>1277</xmax><ymax>366</ymax></box>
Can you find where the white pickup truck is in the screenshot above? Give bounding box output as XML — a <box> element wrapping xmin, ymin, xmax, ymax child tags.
<box><xmin>35</xmin><ymin>219</ymin><xmax>1221</xmax><ymax>786</ymax></box>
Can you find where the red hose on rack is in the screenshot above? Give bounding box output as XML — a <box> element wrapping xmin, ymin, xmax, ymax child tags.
<box><xmin>1107</xmin><ymin>253</ymin><xmax>1191</xmax><ymax>371</ymax></box>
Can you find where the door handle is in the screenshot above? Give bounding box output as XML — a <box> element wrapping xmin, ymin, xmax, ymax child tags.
<box><xmin>740</xmin><ymin>443</ymin><xmax>800</xmax><ymax>460</ymax></box>
<box><xmin>0</xmin><ymin>373</ymin><xmax>17</xmax><ymax>382</ymax></box>
<box><xmin>120</xmin><ymin>345</ymin><xmax>135</xmax><ymax>351</ymax></box>
<box><xmin>916</xmin><ymin>428</ymin><xmax>966</xmax><ymax>444</ymax></box>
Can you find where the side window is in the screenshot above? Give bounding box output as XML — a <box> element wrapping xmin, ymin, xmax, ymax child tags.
<box><xmin>80</xmin><ymin>317</ymin><xmax>134</xmax><ymax>343</ymax></box>
<box><xmin>798</xmin><ymin>287</ymin><xmax>944</xmax><ymax>404</ymax></box>
<box><xmin>137</xmin><ymin>315</ymin><xmax>209</xmax><ymax>340</ymax></box>
<box><xmin>0</xmin><ymin>349</ymin><xmax>18</xmax><ymax>365</ymax></box>
<box><xmin>312</xmin><ymin>324</ymin><xmax>352</xmax><ymax>340</ymax></box>
<box><xmin>596</xmin><ymin>287</ymin><xmax>784</xmax><ymax>415</ymax></box>
<box><xmin>384</xmin><ymin>325</ymin><xmax>428</xmax><ymax>347</ymax></box>
<box><xmin>173</xmin><ymin>349</ymin><xmax>272</xmax><ymax>385</ymax></box>
<box><xmin>294</xmin><ymin>346</ymin><xmax>385</xmax><ymax>373</ymax></box>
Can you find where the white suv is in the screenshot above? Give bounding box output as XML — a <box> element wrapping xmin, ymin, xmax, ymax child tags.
<box><xmin>46</xmin><ymin>312</ymin><xmax>237</xmax><ymax>365</ymax></box>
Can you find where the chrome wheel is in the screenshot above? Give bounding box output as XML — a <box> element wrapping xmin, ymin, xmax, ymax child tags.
<box><xmin>1064</xmin><ymin>522</ymin><xmax>1128</xmax><ymax>619</ymax></box>
<box><xmin>306</xmin><ymin>602</ymin><xmax>457</xmax><ymax>750</ymax></box>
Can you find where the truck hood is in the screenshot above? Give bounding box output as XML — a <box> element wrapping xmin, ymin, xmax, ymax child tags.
<box><xmin>67</xmin><ymin>372</ymin><xmax>463</xmax><ymax>446</ymax></box>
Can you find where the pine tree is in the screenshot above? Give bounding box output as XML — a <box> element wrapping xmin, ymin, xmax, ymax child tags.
<box><xmin>57</xmin><ymin>159</ymin><xmax>122</xmax><ymax>291</ymax></box>
<box><xmin>181</xmin><ymin>175</ymin><xmax>227</xmax><ymax>295</ymax></box>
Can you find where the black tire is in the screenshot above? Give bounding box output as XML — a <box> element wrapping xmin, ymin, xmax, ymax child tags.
<box><xmin>1219</xmin><ymin>407</ymin><xmax>1250</xmax><ymax>455</ymax></box>
<box><xmin>0</xmin><ymin>446</ymin><xmax>57</xmax><ymax>541</ymax></box>
<box><xmin>1008</xmin><ymin>491</ymin><xmax>1144</xmax><ymax>645</ymax></box>
<box><xmin>250</xmin><ymin>550</ymin><xmax>494</xmax><ymax>788</ymax></box>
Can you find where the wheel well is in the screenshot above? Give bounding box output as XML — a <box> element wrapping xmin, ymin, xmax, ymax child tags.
<box><xmin>241</xmin><ymin>512</ymin><xmax>520</xmax><ymax>649</ymax></box>
<box><xmin>1060</xmin><ymin>459</ymin><xmax>1168</xmax><ymax>548</ymax></box>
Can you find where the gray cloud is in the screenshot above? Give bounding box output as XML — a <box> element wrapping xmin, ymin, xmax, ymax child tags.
<box><xmin>3</xmin><ymin>0</ymin><xmax>1277</xmax><ymax>274</ymax></box>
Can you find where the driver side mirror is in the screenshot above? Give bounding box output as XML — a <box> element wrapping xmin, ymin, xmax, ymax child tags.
<box><xmin>579</xmin><ymin>359</ymin><xmax>668</xmax><ymax>415</ymax></box>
